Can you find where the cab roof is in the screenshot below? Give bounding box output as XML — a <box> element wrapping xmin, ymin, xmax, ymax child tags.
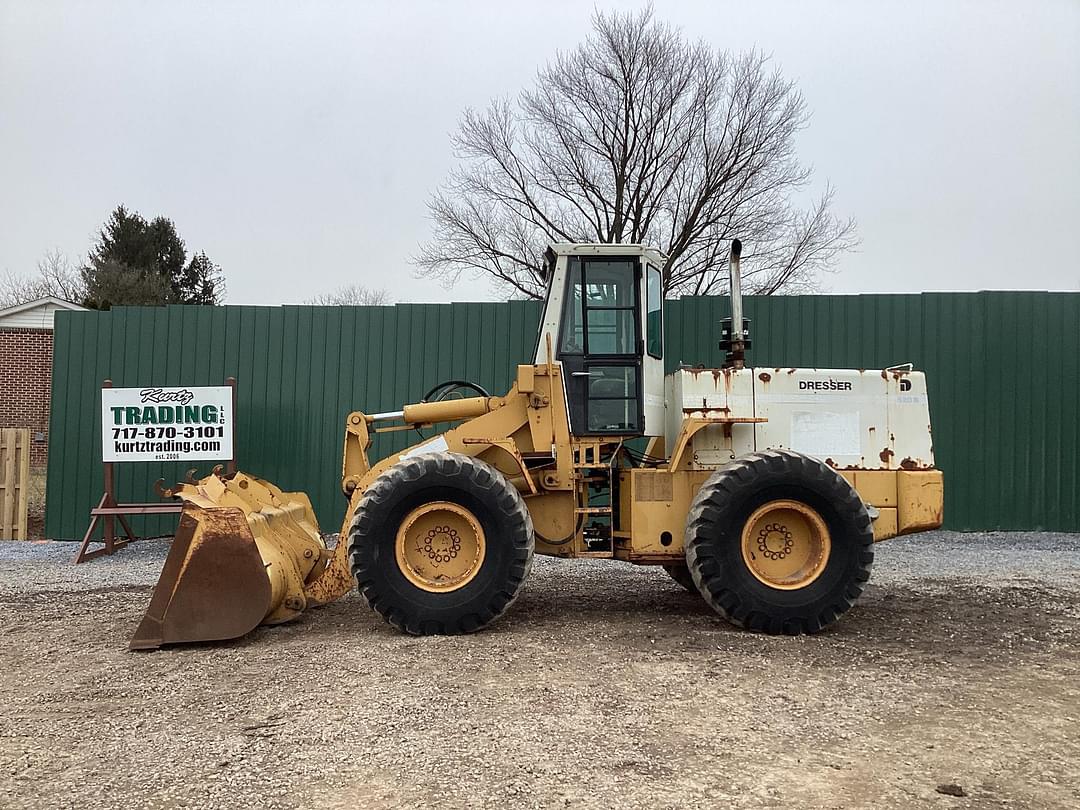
<box><xmin>546</xmin><ymin>243</ymin><xmax>665</xmax><ymax>264</ymax></box>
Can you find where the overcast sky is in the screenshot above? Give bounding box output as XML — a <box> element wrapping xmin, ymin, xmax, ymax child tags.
<box><xmin>1</xmin><ymin>0</ymin><xmax>1077</xmax><ymax>304</ymax></box>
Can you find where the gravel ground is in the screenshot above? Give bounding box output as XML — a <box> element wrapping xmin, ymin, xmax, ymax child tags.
<box><xmin>1</xmin><ymin>531</ymin><xmax>1078</xmax><ymax>809</ymax></box>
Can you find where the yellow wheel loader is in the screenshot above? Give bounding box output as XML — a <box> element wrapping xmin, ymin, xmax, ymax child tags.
<box><xmin>131</xmin><ymin>242</ymin><xmax>943</xmax><ymax>649</ymax></box>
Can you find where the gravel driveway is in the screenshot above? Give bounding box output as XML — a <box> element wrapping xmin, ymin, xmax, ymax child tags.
<box><xmin>1</xmin><ymin>531</ymin><xmax>1078</xmax><ymax>809</ymax></box>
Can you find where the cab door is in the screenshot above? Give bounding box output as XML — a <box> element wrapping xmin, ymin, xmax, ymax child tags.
<box><xmin>556</xmin><ymin>256</ymin><xmax>643</xmax><ymax>436</ymax></box>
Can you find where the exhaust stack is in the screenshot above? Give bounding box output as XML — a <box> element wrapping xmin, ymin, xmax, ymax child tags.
<box><xmin>720</xmin><ymin>238</ymin><xmax>751</xmax><ymax>368</ymax></box>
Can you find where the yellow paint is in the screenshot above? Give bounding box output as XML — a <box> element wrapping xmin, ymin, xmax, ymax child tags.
<box><xmin>340</xmin><ymin>411</ymin><xmax>371</xmax><ymax>495</ymax></box>
<box><xmin>842</xmin><ymin>469</ymin><xmax>943</xmax><ymax>540</ymax></box>
<box><xmin>897</xmin><ymin>470</ymin><xmax>945</xmax><ymax>535</ymax></box>
<box><xmin>168</xmin><ymin>472</ymin><xmax>326</xmax><ymax>623</ymax></box>
<box><xmin>739</xmin><ymin>500</ymin><xmax>832</xmax><ymax>590</ymax></box>
<box><xmin>871</xmin><ymin>507</ymin><xmax>898</xmax><ymax>541</ymax></box>
<box><xmin>615</xmin><ymin>468</ymin><xmax>711</xmax><ymax>559</ymax></box>
<box><xmin>528</xmin><ymin>491</ymin><xmax>577</xmax><ymax>553</ymax></box>
<box><xmin>839</xmin><ymin>470</ymin><xmax>897</xmax><ymax>507</ymax></box>
<box><xmin>401</xmin><ymin>396</ymin><xmax>499</xmax><ymax>425</ymax></box>
<box><xmin>394</xmin><ymin>501</ymin><xmax>486</xmax><ymax>592</ymax></box>
<box><xmin>516</xmin><ymin>364</ymin><xmax>535</xmax><ymax>393</ymax></box>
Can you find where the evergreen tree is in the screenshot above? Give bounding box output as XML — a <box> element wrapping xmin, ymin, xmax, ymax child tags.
<box><xmin>81</xmin><ymin>206</ymin><xmax>224</xmax><ymax>309</ymax></box>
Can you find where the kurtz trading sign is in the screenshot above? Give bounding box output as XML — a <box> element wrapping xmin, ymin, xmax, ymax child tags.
<box><xmin>101</xmin><ymin>386</ymin><xmax>233</xmax><ymax>463</ymax></box>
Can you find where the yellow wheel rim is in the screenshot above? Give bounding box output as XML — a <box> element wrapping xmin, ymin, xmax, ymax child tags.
<box><xmin>395</xmin><ymin>501</ymin><xmax>486</xmax><ymax>593</ymax></box>
<box><xmin>740</xmin><ymin>499</ymin><xmax>831</xmax><ymax>590</ymax></box>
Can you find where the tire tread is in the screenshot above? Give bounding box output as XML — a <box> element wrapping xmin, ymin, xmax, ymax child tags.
<box><xmin>685</xmin><ymin>449</ymin><xmax>874</xmax><ymax>635</ymax></box>
<box><xmin>348</xmin><ymin>452</ymin><xmax>534</xmax><ymax>635</ymax></box>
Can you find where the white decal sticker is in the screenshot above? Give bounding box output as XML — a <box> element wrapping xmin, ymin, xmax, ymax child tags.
<box><xmin>790</xmin><ymin>411</ymin><xmax>860</xmax><ymax>458</ymax></box>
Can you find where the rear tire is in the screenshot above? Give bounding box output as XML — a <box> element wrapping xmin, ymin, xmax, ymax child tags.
<box><xmin>685</xmin><ymin>449</ymin><xmax>873</xmax><ymax>635</ymax></box>
<box><xmin>349</xmin><ymin>452</ymin><xmax>534</xmax><ymax>635</ymax></box>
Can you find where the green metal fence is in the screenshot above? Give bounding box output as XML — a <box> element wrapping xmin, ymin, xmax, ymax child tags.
<box><xmin>45</xmin><ymin>292</ymin><xmax>1080</xmax><ymax>539</ymax></box>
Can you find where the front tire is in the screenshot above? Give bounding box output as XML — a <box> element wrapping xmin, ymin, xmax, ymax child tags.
<box><xmin>685</xmin><ymin>449</ymin><xmax>873</xmax><ymax>635</ymax></box>
<box><xmin>349</xmin><ymin>452</ymin><xmax>534</xmax><ymax>635</ymax></box>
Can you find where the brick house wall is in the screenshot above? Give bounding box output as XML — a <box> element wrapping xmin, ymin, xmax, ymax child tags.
<box><xmin>0</xmin><ymin>328</ymin><xmax>53</xmax><ymax>466</ymax></box>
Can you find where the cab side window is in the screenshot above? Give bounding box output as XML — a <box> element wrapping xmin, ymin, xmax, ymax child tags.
<box><xmin>559</xmin><ymin>258</ymin><xmax>584</xmax><ymax>354</ymax></box>
<box><xmin>646</xmin><ymin>265</ymin><xmax>662</xmax><ymax>359</ymax></box>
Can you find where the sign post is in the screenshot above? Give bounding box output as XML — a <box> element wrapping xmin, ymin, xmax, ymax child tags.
<box><xmin>74</xmin><ymin>378</ymin><xmax>238</xmax><ymax>563</ymax></box>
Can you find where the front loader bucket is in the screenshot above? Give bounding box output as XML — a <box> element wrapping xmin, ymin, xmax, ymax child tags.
<box><xmin>131</xmin><ymin>471</ymin><xmax>341</xmax><ymax>650</ymax></box>
<box><xmin>130</xmin><ymin>504</ymin><xmax>271</xmax><ymax>650</ymax></box>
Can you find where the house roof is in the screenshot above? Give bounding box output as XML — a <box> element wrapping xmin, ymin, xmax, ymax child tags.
<box><xmin>0</xmin><ymin>296</ymin><xmax>87</xmax><ymax>318</ymax></box>
<box><xmin>0</xmin><ymin>296</ymin><xmax>88</xmax><ymax>330</ymax></box>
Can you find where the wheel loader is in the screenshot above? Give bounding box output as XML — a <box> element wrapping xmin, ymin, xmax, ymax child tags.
<box><xmin>131</xmin><ymin>241</ymin><xmax>943</xmax><ymax>649</ymax></box>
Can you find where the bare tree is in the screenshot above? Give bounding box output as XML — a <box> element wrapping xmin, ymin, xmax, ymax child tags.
<box><xmin>416</xmin><ymin>8</ymin><xmax>856</xmax><ymax>299</ymax></box>
<box><xmin>0</xmin><ymin>250</ymin><xmax>84</xmax><ymax>308</ymax></box>
<box><xmin>305</xmin><ymin>284</ymin><xmax>391</xmax><ymax>306</ymax></box>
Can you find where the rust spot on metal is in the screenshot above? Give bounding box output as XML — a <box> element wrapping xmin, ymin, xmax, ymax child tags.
<box><xmin>899</xmin><ymin>457</ymin><xmax>930</xmax><ymax>470</ymax></box>
<box><xmin>880</xmin><ymin>370</ymin><xmax>888</xmax><ymax>380</ymax></box>
<box><xmin>305</xmin><ymin>542</ymin><xmax>355</xmax><ymax>606</ymax></box>
<box><xmin>722</xmin><ymin>368</ymin><xmax>735</xmax><ymax>393</ymax></box>
<box><xmin>758</xmin><ymin>372</ymin><xmax>772</xmax><ymax>383</ymax></box>
<box><xmin>130</xmin><ymin>505</ymin><xmax>271</xmax><ymax>650</ymax></box>
<box><xmin>879</xmin><ymin>447</ymin><xmax>894</xmax><ymax>464</ymax></box>
<box><xmin>787</xmin><ymin>368</ymin><xmax>796</xmax><ymax>375</ymax></box>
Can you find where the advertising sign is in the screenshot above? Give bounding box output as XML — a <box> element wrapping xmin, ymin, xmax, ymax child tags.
<box><xmin>101</xmin><ymin>386</ymin><xmax>233</xmax><ymax>463</ymax></box>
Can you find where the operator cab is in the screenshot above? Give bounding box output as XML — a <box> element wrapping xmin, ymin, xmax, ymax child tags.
<box><xmin>534</xmin><ymin>244</ymin><xmax>665</xmax><ymax>438</ymax></box>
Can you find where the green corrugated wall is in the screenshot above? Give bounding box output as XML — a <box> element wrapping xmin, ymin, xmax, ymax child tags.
<box><xmin>45</xmin><ymin>292</ymin><xmax>1080</xmax><ymax>539</ymax></box>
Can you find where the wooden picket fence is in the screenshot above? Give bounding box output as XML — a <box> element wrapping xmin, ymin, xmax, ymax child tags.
<box><xmin>0</xmin><ymin>429</ymin><xmax>31</xmax><ymax>540</ymax></box>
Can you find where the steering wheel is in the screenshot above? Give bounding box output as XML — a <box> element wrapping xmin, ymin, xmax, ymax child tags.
<box><xmin>421</xmin><ymin>379</ymin><xmax>491</xmax><ymax>402</ymax></box>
